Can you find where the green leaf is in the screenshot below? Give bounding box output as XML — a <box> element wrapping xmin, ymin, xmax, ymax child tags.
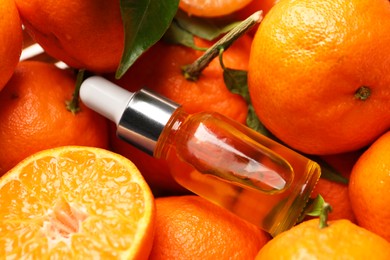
<box><xmin>308</xmin><ymin>156</ymin><xmax>349</xmax><ymax>184</ymax></box>
<box><xmin>223</xmin><ymin>68</ymin><xmax>250</xmax><ymax>103</ymax></box>
<box><xmin>174</xmin><ymin>10</ymin><xmax>241</xmax><ymax>41</ymax></box>
<box><xmin>117</xmin><ymin>0</ymin><xmax>179</xmax><ymax>79</ymax></box>
<box><xmin>220</xmin><ymin>66</ymin><xmax>274</xmax><ymax>138</ymax></box>
<box><xmin>218</xmin><ymin>49</ymin><xmax>274</xmax><ymax>139</ymax></box>
<box><xmin>162</xmin><ymin>20</ymin><xmax>206</xmax><ymax>50</ymax></box>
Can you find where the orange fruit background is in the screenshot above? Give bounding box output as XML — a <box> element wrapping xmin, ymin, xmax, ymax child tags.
<box><xmin>0</xmin><ymin>61</ymin><xmax>109</xmax><ymax>175</ymax></box>
<box><xmin>15</xmin><ymin>0</ymin><xmax>124</xmax><ymax>73</ymax></box>
<box><xmin>349</xmin><ymin>131</ymin><xmax>390</xmax><ymax>242</ymax></box>
<box><xmin>149</xmin><ymin>195</ymin><xmax>270</xmax><ymax>259</ymax></box>
<box><xmin>2</xmin><ymin>0</ymin><xmax>390</xmax><ymax>258</ymax></box>
<box><xmin>0</xmin><ymin>0</ymin><xmax>23</xmax><ymax>91</ymax></box>
<box><xmin>248</xmin><ymin>0</ymin><xmax>390</xmax><ymax>155</ymax></box>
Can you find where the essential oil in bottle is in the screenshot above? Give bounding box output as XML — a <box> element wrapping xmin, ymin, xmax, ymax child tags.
<box><xmin>80</xmin><ymin>76</ymin><xmax>321</xmax><ymax>236</ymax></box>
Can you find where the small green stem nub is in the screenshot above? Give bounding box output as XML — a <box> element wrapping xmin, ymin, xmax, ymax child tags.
<box><xmin>182</xmin><ymin>11</ymin><xmax>263</xmax><ymax>81</ymax></box>
<box><xmin>66</xmin><ymin>69</ymin><xmax>85</xmax><ymax>114</ymax></box>
<box><xmin>319</xmin><ymin>201</ymin><xmax>332</xmax><ymax>228</ymax></box>
<box><xmin>300</xmin><ymin>194</ymin><xmax>333</xmax><ymax>228</ymax></box>
<box><xmin>354</xmin><ymin>86</ymin><xmax>371</xmax><ymax>100</ymax></box>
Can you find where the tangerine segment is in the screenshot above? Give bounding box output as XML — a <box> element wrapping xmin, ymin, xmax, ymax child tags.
<box><xmin>179</xmin><ymin>0</ymin><xmax>253</xmax><ymax>17</ymax></box>
<box><xmin>0</xmin><ymin>146</ymin><xmax>155</xmax><ymax>259</ymax></box>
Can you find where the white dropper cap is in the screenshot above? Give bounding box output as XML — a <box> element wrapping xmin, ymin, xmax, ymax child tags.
<box><xmin>80</xmin><ymin>76</ymin><xmax>133</xmax><ymax>125</ymax></box>
<box><xmin>80</xmin><ymin>76</ymin><xmax>180</xmax><ymax>155</ymax></box>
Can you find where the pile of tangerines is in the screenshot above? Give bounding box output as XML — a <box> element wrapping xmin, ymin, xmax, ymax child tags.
<box><xmin>1</xmin><ymin>0</ymin><xmax>390</xmax><ymax>258</ymax></box>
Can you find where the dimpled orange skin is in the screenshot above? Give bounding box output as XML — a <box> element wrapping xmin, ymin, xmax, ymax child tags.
<box><xmin>15</xmin><ymin>0</ymin><xmax>124</xmax><ymax>73</ymax></box>
<box><xmin>248</xmin><ymin>0</ymin><xmax>390</xmax><ymax>155</ymax></box>
<box><xmin>255</xmin><ymin>218</ymin><xmax>390</xmax><ymax>259</ymax></box>
<box><xmin>349</xmin><ymin>131</ymin><xmax>390</xmax><ymax>242</ymax></box>
<box><xmin>149</xmin><ymin>196</ymin><xmax>270</xmax><ymax>259</ymax></box>
<box><xmin>0</xmin><ymin>0</ymin><xmax>23</xmax><ymax>91</ymax></box>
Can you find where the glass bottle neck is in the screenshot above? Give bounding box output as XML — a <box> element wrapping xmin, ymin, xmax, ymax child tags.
<box><xmin>154</xmin><ymin>108</ymin><xmax>189</xmax><ymax>160</ymax></box>
<box><xmin>116</xmin><ymin>88</ymin><xmax>180</xmax><ymax>155</ymax></box>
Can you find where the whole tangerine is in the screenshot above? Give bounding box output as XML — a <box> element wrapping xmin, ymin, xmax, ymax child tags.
<box><xmin>248</xmin><ymin>0</ymin><xmax>390</xmax><ymax>155</ymax></box>
<box><xmin>15</xmin><ymin>0</ymin><xmax>124</xmax><ymax>73</ymax></box>
<box><xmin>349</xmin><ymin>131</ymin><xmax>390</xmax><ymax>242</ymax></box>
<box><xmin>0</xmin><ymin>61</ymin><xmax>109</xmax><ymax>175</ymax></box>
<box><xmin>0</xmin><ymin>0</ymin><xmax>23</xmax><ymax>91</ymax></box>
<box><xmin>256</xmin><ymin>218</ymin><xmax>390</xmax><ymax>259</ymax></box>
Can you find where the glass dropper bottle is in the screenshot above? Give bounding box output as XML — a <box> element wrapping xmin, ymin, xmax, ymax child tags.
<box><xmin>80</xmin><ymin>76</ymin><xmax>321</xmax><ymax>237</ymax></box>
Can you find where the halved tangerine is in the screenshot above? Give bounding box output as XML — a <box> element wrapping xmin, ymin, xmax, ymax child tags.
<box><xmin>0</xmin><ymin>146</ymin><xmax>155</xmax><ymax>259</ymax></box>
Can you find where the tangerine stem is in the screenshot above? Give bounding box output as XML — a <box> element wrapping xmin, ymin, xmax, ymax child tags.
<box><xmin>182</xmin><ymin>11</ymin><xmax>263</xmax><ymax>81</ymax></box>
<box><xmin>66</xmin><ymin>69</ymin><xmax>85</xmax><ymax>114</ymax></box>
<box><xmin>218</xmin><ymin>47</ymin><xmax>227</xmax><ymax>70</ymax></box>
<box><xmin>319</xmin><ymin>201</ymin><xmax>332</xmax><ymax>228</ymax></box>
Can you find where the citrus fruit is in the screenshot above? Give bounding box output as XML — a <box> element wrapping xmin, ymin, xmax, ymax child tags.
<box><xmin>0</xmin><ymin>0</ymin><xmax>23</xmax><ymax>91</ymax></box>
<box><xmin>256</xmin><ymin>218</ymin><xmax>390</xmax><ymax>259</ymax></box>
<box><xmin>349</xmin><ymin>131</ymin><xmax>390</xmax><ymax>242</ymax></box>
<box><xmin>149</xmin><ymin>195</ymin><xmax>270</xmax><ymax>259</ymax></box>
<box><xmin>179</xmin><ymin>0</ymin><xmax>253</xmax><ymax>17</ymax></box>
<box><xmin>0</xmin><ymin>61</ymin><xmax>109</xmax><ymax>175</ymax></box>
<box><xmin>248</xmin><ymin>0</ymin><xmax>390</xmax><ymax>155</ymax></box>
<box><xmin>15</xmin><ymin>0</ymin><xmax>124</xmax><ymax>73</ymax></box>
<box><xmin>0</xmin><ymin>146</ymin><xmax>155</xmax><ymax>258</ymax></box>
<box><xmin>108</xmin><ymin>36</ymin><xmax>250</xmax><ymax>193</ymax></box>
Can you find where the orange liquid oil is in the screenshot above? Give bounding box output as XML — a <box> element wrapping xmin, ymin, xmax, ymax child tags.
<box><xmin>155</xmin><ymin>109</ymin><xmax>321</xmax><ymax>236</ymax></box>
